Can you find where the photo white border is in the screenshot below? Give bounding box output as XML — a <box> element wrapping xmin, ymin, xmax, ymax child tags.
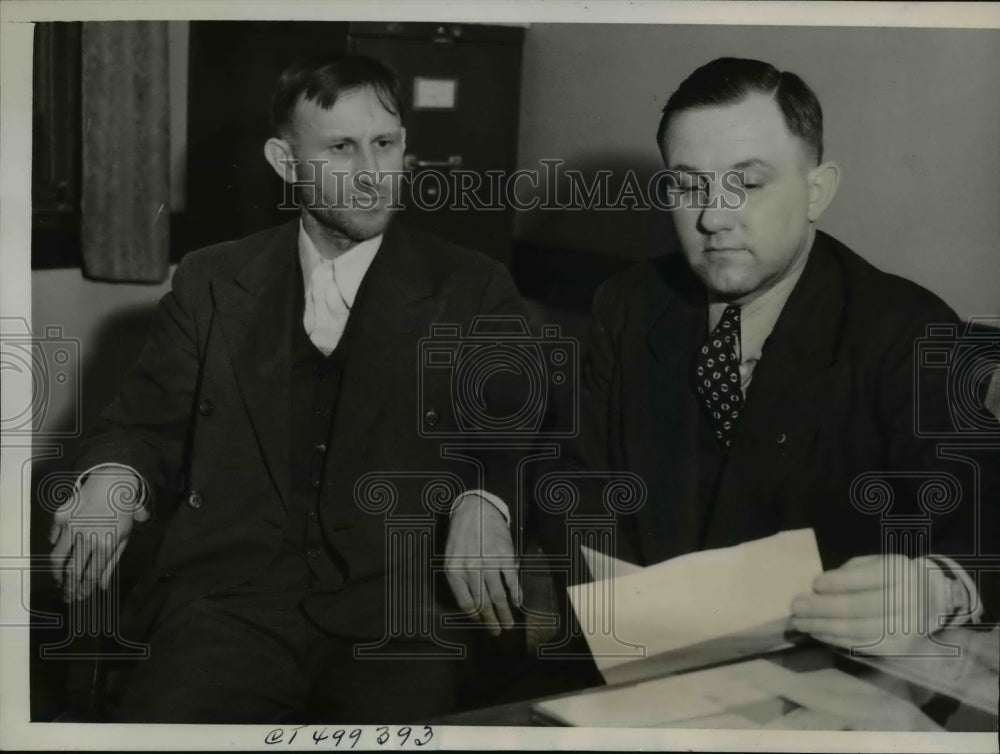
<box><xmin>2</xmin><ymin>1</ymin><xmax>998</xmax><ymax>751</ymax></box>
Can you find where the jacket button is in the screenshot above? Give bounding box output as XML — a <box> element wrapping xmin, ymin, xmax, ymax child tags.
<box><xmin>424</xmin><ymin>408</ymin><xmax>439</xmax><ymax>427</ymax></box>
<box><xmin>198</xmin><ymin>399</ymin><xmax>213</xmax><ymax>416</ymax></box>
<box><xmin>776</xmin><ymin>433</ymin><xmax>787</xmax><ymax>445</ymax></box>
<box><xmin>187</xmin><ymin>490</ymin><xmax>203</xmax><ymax>508</ymax></box>
<box><xmin>158</xmin><ymin>571</ymin><xmax>173</xmax><ymax>582</ymax></box>
<box><xmin>307</xmin><ymin>548</ymin><xmax>320</xmax><ymax>559</ymax></box>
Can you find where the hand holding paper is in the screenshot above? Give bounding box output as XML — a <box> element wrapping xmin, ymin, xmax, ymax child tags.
<box><xmin>569</xmin><ymin>529</ymin><xmax>823</xmax><ymax>683</ymax></box>
<box><xmin>790</xmin><ymin>554</ymin><xmax>954</xmax><ymax>655</ymax></box>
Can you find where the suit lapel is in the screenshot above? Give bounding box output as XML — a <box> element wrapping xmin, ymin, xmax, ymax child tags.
<box><xmin>211</xmin><ymin>221</ymin><xmax>300</xmax><ymax>509</ymax></box>
<box><xmin>324</xmin><ymin>221</ymin><xmax>443</xmax><ymax>522</ymax></box>
<box><xmin>708</xmin><ymin>232</ymin><xmax>846</xmax><ymax>542</ymax></box>
<box><xmin>633</xmin><ymin>257</ymin><xmax>709</xmax><ymax>564</ymax></box>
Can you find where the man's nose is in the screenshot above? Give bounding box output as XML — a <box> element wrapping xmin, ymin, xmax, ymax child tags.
<box><xmin>354</xmin><ymin>147</ymin><xmax>377</xmax><ymax>183</ymax></box>
<box><xmin>697</xmin><ymin>206</ymin><xmax>736</xmax><ymax>234</ymax></box>
<box><xmin>696</xmin><ymin>187</ymin><xmax>737</xmax><ymax>234</ymax></box>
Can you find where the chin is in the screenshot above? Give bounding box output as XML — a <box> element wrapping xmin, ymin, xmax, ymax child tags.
<box><xmin>695</xmin><ymin>265</ymin><xmax>759</xmax><ymax>300</ymax></box>
<box><xmin>316</xmin><ymin>207</ymin><xmax>394</xmax><ymax>242</ymax></box>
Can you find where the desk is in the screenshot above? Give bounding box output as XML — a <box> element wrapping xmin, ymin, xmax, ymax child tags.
<box><xmin>440</xmin><ymin>628</ymin><xmax>998</xmax><ymax>731</ymax></box>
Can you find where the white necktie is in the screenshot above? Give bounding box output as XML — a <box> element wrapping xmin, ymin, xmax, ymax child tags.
<box><xmin>303</xmin><ymin>259</ymin><xmax>350</xmax><ymax>356</ymax></box>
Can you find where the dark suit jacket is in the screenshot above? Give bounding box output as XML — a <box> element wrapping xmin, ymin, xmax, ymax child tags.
<box><xmin>76</xmin><ymin>218</ymin><xmax>534</xmax><ymax>640</ymax></box>
<box><xmin>535</xmin><ymin>230</ymin><xmax>997</xmax><ymax>615</ymax></box>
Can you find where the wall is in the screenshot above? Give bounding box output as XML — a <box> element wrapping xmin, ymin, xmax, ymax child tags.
<box><xmin>30</xmin><ymin>268</ymin><xmax>175</xmax><ymax>458</ymax></box>
<box><xmin>515</xmin><ymin>24</ymin><xmax>1000</xmax><ymax>320</ymax></box>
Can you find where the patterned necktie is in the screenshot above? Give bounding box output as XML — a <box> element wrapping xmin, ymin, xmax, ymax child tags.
<box><xmin>303</xmin><ymin>259</ymin><xmax>350</xmax><ymax>356</ymax></box>
<box><xmin>693</xmin><ymin>304</ymin><xmax>743</xmax><ymax>449</ymax></box>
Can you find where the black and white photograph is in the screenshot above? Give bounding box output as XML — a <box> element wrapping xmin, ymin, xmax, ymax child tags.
<box><xmin>1</xmin><ymin>1</ymin><xmax>998</xmax><ymax>750</ymax></box>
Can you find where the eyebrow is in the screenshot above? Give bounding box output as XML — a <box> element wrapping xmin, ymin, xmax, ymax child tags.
<box><xmin>669</xmin><ymin>158</ymin><xmax>776</xmax><ymax>172</ymax></box>
<box><xmin>730</xmin><ymin>159</ymin><xmax>776</xmax><ymax>172</ymax></box>
<box><xmin>324</xmin><ymin>130</ymin><xmax>401</xmax><ymax>143</ymax></box>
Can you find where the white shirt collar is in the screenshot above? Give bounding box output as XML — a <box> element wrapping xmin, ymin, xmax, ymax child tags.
<box><xmin>708</xmin><ymin>230</ymin><xmax>813</xmax><ymax>363</ymax></box>
<box><xmin>297</xmin><ymin>220</ymin><xmax>382</xmax><ymax>308</ymax></box>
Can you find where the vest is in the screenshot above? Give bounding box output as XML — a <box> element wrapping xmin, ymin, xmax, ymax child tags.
<box><xmin>233</xmin><ymin>257</ymin><xmax>366</xmax><ymax>594</ymax></box>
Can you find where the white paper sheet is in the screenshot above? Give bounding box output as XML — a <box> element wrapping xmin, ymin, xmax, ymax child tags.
<box><xmin>581</xmin><ymin>544</ymin><xmax>645</xmax><ymax>581</ymax></box>
<box><xmin>729</xmin><ymin>660</ymin><xmax>944</xmax><ymax>732</ymax></box>
<box><xmin>534</xmin><ymin>661</ymin><xmax>776</xmax><ymax>727</ymax></box>
<box><xmin>568</xmin><ymin>529</ymin><xmax>823</xmax><ymax>679</ymax></box>
<box><xmin>535</xmin><ymin>654</ymin><xmax>943</xmax><ymax>730</ymax></box>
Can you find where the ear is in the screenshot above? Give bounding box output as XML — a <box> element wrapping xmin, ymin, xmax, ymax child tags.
<box><xmin>805</xmin><ymin>161</ymin><xmax>840</xmax><ymax>222</ymax></box>
<box><xmin>263</xmin><ymin>137</ymin><xmax>297</xmax><ymax>184</ymax></box>
<box><xmin>400</xmin><ymin>126</ymin><xmax>407</xmax><ymax>154</ymax></box>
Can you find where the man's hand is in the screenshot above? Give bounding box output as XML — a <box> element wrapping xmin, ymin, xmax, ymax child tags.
<box><xmin>790</xmin><ymin>554</ymin><xmax>954</xmax><ymax>655</ymax></box>
<box><xmin>48</xmin><ymin>465</ymin><xmax>148</xmax><ymax>602</ymax></box>
<box><xmin>444</xmin><ymin>495</ymin><xmax>522</xmax><ymax>636</ymax></box>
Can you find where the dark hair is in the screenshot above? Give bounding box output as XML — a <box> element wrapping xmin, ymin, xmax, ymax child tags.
<box><xmin>656</xmin><ymin>57</ymin><xmax>823</xmax><ymax>163</ymax></box>
<box><xmin>271</xmin><ymin>54</ymin><xmax>403</xmax><ymax>137</ymax></box>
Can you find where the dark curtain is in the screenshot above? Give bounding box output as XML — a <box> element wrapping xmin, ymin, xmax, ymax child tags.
<box><xmin>81</xmin><ymin>21</ymin><xmax>170</xmax><ymax>283</ymax></box>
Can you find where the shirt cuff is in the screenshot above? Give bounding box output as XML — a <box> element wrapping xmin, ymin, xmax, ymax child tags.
<box><xmin>73</xmin><ymin>462</ymin><xmax>150</xmax><ymax>520</ymax></box>
<box><xmin>450</xmin><ymin>489</ymin><xmax>511</xmax><ymax>527</ymax></box>
<box><xmin>928</xmin><ymin>555</ymin><xmax>984</xmax><ymax>627</ymax></box>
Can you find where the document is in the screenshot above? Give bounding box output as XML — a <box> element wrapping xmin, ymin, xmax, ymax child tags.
<box><xmin>580</xmin><ymin>545</ymin><xmax>644</xmax><ymax>582</ymax></box>
<box><xmin>568</xmin><ymin>529</ymin><xmax>823</xmax><ymax>682</ymax></box>
<box><xmin>534</xmin><ymin>656</ymin><xmax>942</xmax><ymax>730</ymax></box>
<box><xmin>534</xmin><ymin>661</ymin><xmax>777</xmax><ymax>727</ymax></box>
<box><xmin>729</xmin><ymin>661</ymin><xmax>944</xmax><ymax>732</ymax></box>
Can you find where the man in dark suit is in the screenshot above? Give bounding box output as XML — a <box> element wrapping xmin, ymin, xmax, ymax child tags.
<box><xmin>536</xmin><ymin>57</ymin><xmax>996</xmax><ymax>656</ymax></box>
<box><xmin>47</xmin><ymin>55</ymin><xmax>525</xmax><ymax>722</ymax></box>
